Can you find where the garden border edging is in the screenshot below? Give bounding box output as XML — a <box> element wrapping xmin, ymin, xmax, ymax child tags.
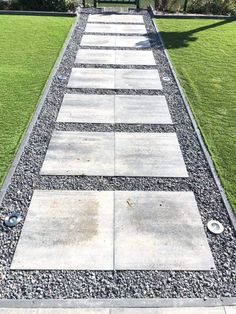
<box><xmin>0</xmin><ymin>10</ymin><xmax>76</xmax><ymax>17</ymax></box>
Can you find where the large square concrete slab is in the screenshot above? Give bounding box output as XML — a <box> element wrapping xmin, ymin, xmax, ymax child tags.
<box><xmin>57</xmin><ymin>94</ymin><xmax>115</xmax><ymax>123</ymax></box>
<box><xmin>115</xmin><ymin>95</ymin><xmax>172</xmax><ymax>124</ymax></box>
<box><xmin>88</xmin><ymin>14</ymin><xmax>144</xmax><ymax>23</ymax></box>
<box><xmin>85</xmin><ymin>23</ymin><xmax>147</xmax><ymax>35</ymax></box>
<box><xmin>80</xmin><ymin>35</ymin><xmax>151</xmax><ymax>48</ymax></box>
<box><xmin>11</xmin><ymin>190</ymin><xmax>113</xmax><ymax>270</ymax></box>
<box><xmin>67</xmin><ymin>68</ymin><xmax>114</xmax><ymax>89</ymax></box>
<box><xmin>115</xmin><ymin>133</ymin><xmax>188</xmax><ymax>177</ymax></box>
<box><xmin>40</xmin><ymin>131</ymin><xmax>114</xmax><ymax>176</ymax></box>
<box><xmin>75</xmin><ymin>49</ymin><xmax>156</xmax><ymax>65</ymax></box>
<box><xmin>67</xmin><ymin>68</ymin><xmax>162</xmax><ymax>90</ymax></box>
<box><xmin>115</xmin><ymin>69</ymin><xmax>162</xmax><ymax>90</ymax></box>
<box><xmin>115</xmin><ymin>191</ymin><xmax>216</xmax><ymax>270</ymax></box>
<box><xmin>0</xmin><ymin>310</ymin><xmax>109</xmax><ymax>314</ymax></box>
<box><xmin>112</xmin><ymin>308</ymin><xmax>224</xmax><ymax>314</ymax></box>
<box><xmin>57</xmin><ymin>95</ymin><xmax>172</xmax><ymax>124</ymax></box>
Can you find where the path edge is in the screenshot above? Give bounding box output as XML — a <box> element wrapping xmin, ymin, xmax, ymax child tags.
<box><xmin>152</xmin><ymin>17</ymin><xmax>236</xmax><ymax>233</ymax></box>
<box><xmin>0</xmin><ymin>13</ymin><xmax>79</xmax><ymax>206</ymax></box>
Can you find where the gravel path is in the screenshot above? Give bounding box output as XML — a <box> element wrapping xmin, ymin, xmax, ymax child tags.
<box><xmin>0</xmin><ymin>9</ymin><xmax>235</xmax><ymax>299</ymax></box>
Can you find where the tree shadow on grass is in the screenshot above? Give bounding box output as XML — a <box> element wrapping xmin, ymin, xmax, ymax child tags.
<box><xmin>157</xmin><ymin>19</ymin><xmax>234</xmax><ymax>49</ymax></box>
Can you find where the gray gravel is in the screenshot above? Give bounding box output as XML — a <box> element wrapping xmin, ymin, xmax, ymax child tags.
<box><xmin>0</xmin><ymin>9</ymin><xmax>235</xmax><ymax>299</ymax></box>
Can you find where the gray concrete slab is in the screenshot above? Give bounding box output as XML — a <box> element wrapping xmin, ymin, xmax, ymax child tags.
<box><xmin>67</xmin><ymin>68</ymin><xmax>115</xmax><ymax>89</ymax></box>
<box><xmin>56</xmin><ymin>94</ymin><xmax>115</xmax><ymax>123</ymax></box>
<box><xmin>115</xmin><ymin>191</ymin><xmax>216</xmax><ymax>270</ymax></box>
<box><xmin>225</xmin><ymin>307</ymin><xmax>236</xmax><ymax>314</ymax></box>
<box><xmin>0</xmin><ymin>311</ymin><xmax>109</xmax><ymax>314</ymax></box>
<box><xmin>85</xmin><ymin>23</ymin><xmax>147</xmax><ymax>35</ymax></box>
<box><xmin>57</xmin><ymin>95</ymin><xmax>171</xmax><ymax>124</ymax></box>
<box><xmin>40</xmin><ymin>131</ymin><xmax>114</xmax><ymax>176</ymax></box>
<box><xmin>11</xmin><ymin>190</ymin><xmax>114</xmax><ymax>270</ymax></box>
<box><xmin>68</xmin><ymin>68</ymin><xmax>162</xmax><ymax>90</ymax></box>
<box><xmin>115</xmin><ymin>69</ymin><xmax>162</xmax><ymax>90</ymax></box>
<box><xmin>112</xmin><ymin>309</ymin><xmax>224</xmax><ymax>314</ymax></box>
<box><xmin>115</xmin><ymin>133</ymin><xmax>188</xmax><ymax>177</ymax></box>
<box><xmin>87</xmin><ymin>14</ymin><xmax>144</xmax><ymax>23</ymax></box>
<box><xmin>80</xmin><ymin>35</ymin><xmax>151</xmax><ymax>48</ymax></box>
<box><xmin>115</xmin><ymin>95</ymin><xmax>172</xmax><ymax>124</ymax></box>
<box><xmin>75</xmin><ymin>49</ymin><xmax>156</xmax><ymax>65</ymax></box>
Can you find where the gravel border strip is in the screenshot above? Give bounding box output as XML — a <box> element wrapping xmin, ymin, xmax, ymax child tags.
<box><xmin>0</xmin><ymin>9</ymin><xmax>235</xmax><ymax>300</ymax></box>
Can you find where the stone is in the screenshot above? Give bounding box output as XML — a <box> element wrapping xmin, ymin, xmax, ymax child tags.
<box><xmin>87</xmin><ymin>14</ymin><xmax>144</xmax><ymax>23</ymax></box>
<box><xmin>115</xmin><ymin>133</ymin><xmax>188</xmax><ymax>177</ymax></box>
<box><xmin>57</xmin><ymin>95</ymin><xmax>172</xmax><ymax>124</ymax></box>
<box><xmin>80</xmin><ymin>35</ymin><xmax>151</xmax><ymax>48</ymax></box>
<box><xmin>115</xmin><ymin>95</ymin><xmax>172</xmax><ymax>124</ymax></box>
<box><xmin>115</xmin><ymin>191</ymin><xmax>216</xmax><ymax>270</ymax></box>
<box><xmin>67</xmin><ymin>68</ymin><xmax>162</xmax><ymax>90</ymax></box>
<box><xmin>40</xmin><ymin>131</ymin><xmax>114</xmax><ymax>176</ymax></box>
<box><xmin>57</xmin><ymin>94</ymin><xmax>115</xmax><ymax>123</ymax></box>
<box><xmin>75</xmin><ymin>49</ymin><xmax>156</xmax><ymax>66</ymax></box>
<box><xmin>11</xmin><ymin>190</ymin><xmax>114</xmax><ymax>270</ymax></box>
<box><xmin>85</xmin><ymin>23</ymin><xmax>147</xmax><ymax>35</ymax></box>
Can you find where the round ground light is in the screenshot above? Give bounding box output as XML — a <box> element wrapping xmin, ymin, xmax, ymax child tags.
<box><xmin>207</xmin><ymin>220</ymin><xmax>224</xmax><ymax>234</ymax></box>
<box><xmin>162</xmin><ymin>76</ymin><xmax>171</xmax><ymax>82</ymax></box>
<box><xmin>4</xmin><ymin>212</ymin><xmax>22</xmax><ymax>228</ymax></box>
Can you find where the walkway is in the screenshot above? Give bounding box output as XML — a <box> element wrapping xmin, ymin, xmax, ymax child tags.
<box><xmin>0</xmin><ymin>9</ymin><xmax>235</xmax><ymax>310</ymax></box>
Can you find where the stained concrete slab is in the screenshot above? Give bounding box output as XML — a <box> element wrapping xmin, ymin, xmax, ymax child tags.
<box><xmin>0</xmin><ymin>311</ymin><xmax>109</xmax><ymax>314</ymax></box>
<box><xmin>115</xmin><ymin>133</ymin><xmax>188</xmax><ymax>177</ymax></box>
<box><xmin>112</xmin><ymin>308</ymin><xmax>224</xmax><ymax>314</ymax></box>
<box><xmin>85</xmin><ymin>23</ymin><xmax>147</xmax><ymax>35</ymax></box>
<box><xmin>11</xmin><ymin>190</ymin><xmax>113</xmax><ymax>270</ymax></box>
<box><xmin>67</xmin><ymin>68</ymin><xmax>162</xmax><ymax>90</ymax></box>
<box><xmin>67</xmin><ymin>68</ymin><xmax>115</xmax><ymax>89</ymax></box>
<box><xmin>56</xmin><ymin>94</ymin><xmax>115</xmax><ymax>123</ymax></box>
<box><xmin>115</xmin><ymin>95</ymin><xmax>172</xmax><ymax>124</ymax></box>
<box><xmin>80</xmin><ymin>35</ymin><xmax>151</xmax><ymax>48</ymax></box>
<box><xmin>40</xmin><ymin>131</ymin><xmax>114</xmax><ymax>176</ymax></box>
<box><xmin>88</xmin><ymin>14</ymin><xmax>144</xmax><ymax>23</ymax></box>
<box><xmin>57</xmin><ymin>95</ymin><xmax>172</xmax><ymax>124</ymax></box>
<box><xmin>115</xmin><ymin>191</ymin><xmax>216</xmax><ymax>270</ymax></box>
<box><xmin>75</xmin><ymin>49</ymin><xmax>156</xmax><ymax>65</ymax></box>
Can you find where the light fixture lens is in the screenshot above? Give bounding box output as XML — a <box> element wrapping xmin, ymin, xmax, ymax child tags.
<box><xmin>207</xmin><ymin>220</ymin><xmax>224</xmax><ymax>234</ymax></box>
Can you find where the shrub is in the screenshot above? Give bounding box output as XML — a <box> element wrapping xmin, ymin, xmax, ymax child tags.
<box><xmin>1</xmin><ymin>0</ymin><xmax>77</xmax><ymax>11</ymax></box>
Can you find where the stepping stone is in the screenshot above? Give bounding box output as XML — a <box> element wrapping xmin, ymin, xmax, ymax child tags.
<box><xmin>68</xmin><ymin>68</ymin><xmax>162</xmax><ymax>90</ymax></box>
<box><xmin>115</xmin><ymin>191</ymin><xmax>216</xmax><ymax>270</ymax></box>
<box><xmin>40</xmin><ymin>131</ymin><xmax>114</xmax><ymax>176</ymax></box>
<box><xmin>88</xmin><ymin>14</ymin><xmax>144</xmax><ymax>23</ymax></box>
<box><xmin>85</xmin><ymin>23</ymin><xmax>147</xmax><ymax>35</ymax></box>
<box><xmin>40</xmin><ymin>132</ymin><xmax>186</xmax><ymax>177</ymax></box>
<box><xmin>81</xmin><ymin>35</ymin><xmax>151</xmax><ymax>48</ymax></box>
<box><xmin>76</xmin><ymin>49</ymin><xmax>156</xmax><ymax>65</ymax></box>
<box><xmin>10</xmin><ymin>190</ymin><xmax>114</xmax><ymax>270</ymax></box>
<box><xmin>57</xmin><ymin>94</ymin><xmax>172</xmax><ymax>124</ymax></box>
<box><xmin>115</xmin><ymin>133</ymin><xmax>188</xmax><ymax>177</ymax></box>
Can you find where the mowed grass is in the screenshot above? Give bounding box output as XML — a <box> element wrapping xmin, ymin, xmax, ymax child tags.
<box><xmin>0</xmin><ymin>16</ymin><xmax>74</xmax><ymax>185</ymax></box>
<box><xmin>155</xmin><ymin>18</ymin><xmax>236</xmax><ymax>212</ymax></box>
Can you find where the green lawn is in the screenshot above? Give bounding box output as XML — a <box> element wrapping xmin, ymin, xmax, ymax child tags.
<box><xmin>0</xmin><ymin>15</ymin><xmax>74</xmax><ymax>185</ymax></box>
<box><xmin>155</xmin><ymin>18</ymin><xmax>236</xmax><ymax>213</ymax></box>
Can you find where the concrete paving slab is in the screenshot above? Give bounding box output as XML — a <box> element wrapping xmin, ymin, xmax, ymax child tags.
<box><xmin>57</xmin><ymin>94</ymin><xmax>115</xmax><ymax>123</ymax></box>
<box><xmin>57</xmin><ymin>95</ymin><xmax>171</xmax><ymax>124</ymax></box>
<box><xmin>85</xmin><ymin>23</ymin><xmax>147</xmax><ymax>35</ymax></box>
<box><xmin>115</xmin><ymin>69</ymin><xmax>162</xmax><ymax>90</ymax></box>
<box><xmin>115</xmin><ymin>133</ymin><xmax>188</xmax><ymax>177</ymax></box>
<box><xmin>115</xmin><ymin>95</ymin><xmax>172</xmax><ymax>124</ymax></box>
<box><xmin>112</xmin><ymin>308</ymin><xmax>224</xmax><ymax>314</ymax></box>
<box><xmin>225</xmin><ymin>307</ymin><xmax>236</xmax><ymax>314</ymax></box>
<box><xmin>67</xmin><ymin>68</ymin><xmax>115</xmax><ymax>89</ymax></box>
<box><xmin>11</xmin><ymin>190</ymin><xmax>113</xmax><ymax>270</ymax></box>
<box><xmin>88</xmin><ymin>14</ymin><xmax>144</xmax><ymax>23</ymax></box>
<box><xmin>80</xmin><ymin>35</ymin><xmax>151</xmax><ymax>48</ymax></box>
<box><xmin>0</xmin><ymin>310</ymin><xmax>109</xmax><ymax>314</ymax></box>
<box><xmin>40</xmin><ymin>131</ymin><xmax>114</xmax><ymax>176</ymax></box>
<box><xmin>115</xmin><ymin>191</ymin><xmax>216</xmax><ymax>270</ymax></box>
<box><xmin>75</xmin><ymin>49</ymin><xmax>156</xmax><ymax>65</ymax></box>
<box><xmin>68</xmin><ymin>69</ymin><xmax>162</xmax><ymax>90</ymax></box>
